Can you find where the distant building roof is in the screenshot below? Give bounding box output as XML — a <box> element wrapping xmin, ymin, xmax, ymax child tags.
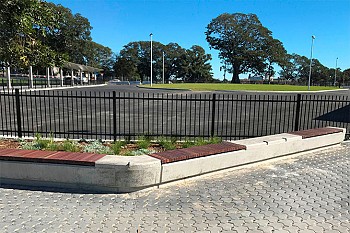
<box><xmin>249</xmin><ymin>76</ymin><xmax>263</xmax><ymax>81</ymax></box>
<box><xmin>63</xmin><ymin>62</ymin><xmax>103</xmax><ymax>72</ymax></box>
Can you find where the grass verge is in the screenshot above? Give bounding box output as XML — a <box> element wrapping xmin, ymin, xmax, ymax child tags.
<box><xmin>140</xmin><ymin>83</ymin><xmax>339</xmax><ymax>91</ymax></box>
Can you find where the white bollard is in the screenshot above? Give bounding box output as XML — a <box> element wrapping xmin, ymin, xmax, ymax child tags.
<box><xmin>60</xmin><ymin>68</ymin><xmax>63</xmax><ymax>87</ymax></box>
<box><xmin>46</xmin><ymin>67</ymin><xmax>50</xmax><ymax>88</ymax></box>
<box><xmin>71</xmin><ymin>69</ymin><xmax>74</xmax><ymax>86</ymax></box>
<box><xmin>6</xmin><ymin>66</ymin><xmax>11</xmax><ymax>90</ymax></box>
<box><xmin>29</xmin><ymin>66</ymin><xmax>33</xmax><ymax>88</ymax></box>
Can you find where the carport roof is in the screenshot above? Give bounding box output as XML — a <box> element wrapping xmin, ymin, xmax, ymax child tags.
<box><xmin>63</xmin><ymin>62</ymin><xmax>103</xmax><ymax>73</ymax></box>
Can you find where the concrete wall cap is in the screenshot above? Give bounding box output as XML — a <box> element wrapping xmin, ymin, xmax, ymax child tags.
<box><xmin>230</xmin><ymin>133</ymin><xmax>302</xmax><ymax>149</ymax></box>
<box><xmin>95</xmin><ymin>155</ymin><xmax>161</xmax><ymax>169</ymax></box>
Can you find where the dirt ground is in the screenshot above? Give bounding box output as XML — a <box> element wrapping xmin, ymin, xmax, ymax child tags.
<box><xmin>0</xmin><ymin>139</ymin><xmax>20</xmax><ymax>149</ymax></box>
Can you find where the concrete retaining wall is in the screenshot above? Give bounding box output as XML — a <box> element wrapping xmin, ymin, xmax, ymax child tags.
<box><xmin>0</xmin><ymin>127</ymin><xmax>346</xmax><ymax>193</ymax></box>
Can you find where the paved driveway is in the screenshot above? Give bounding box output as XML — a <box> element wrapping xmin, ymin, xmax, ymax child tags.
<box><xmin>1</xmin><ymin>143</ymin><xmax>349</xmax><ymax>232</ymax></box>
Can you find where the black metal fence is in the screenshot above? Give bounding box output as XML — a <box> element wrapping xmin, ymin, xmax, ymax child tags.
<box><xmin>0</xmin><ymin>77</ymin><xmax>105</xmax><ymax>91</ymax></box>
<box><xmin>0</xmin><ymin>89</ymin><xmax>349</xmax><ymax>140</ymax></box>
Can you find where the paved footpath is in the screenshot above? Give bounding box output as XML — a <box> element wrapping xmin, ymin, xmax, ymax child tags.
<box><xmin>1</xmin><ymin>144</ymin><xmax>349</xmax><ymax>233</ymax></box>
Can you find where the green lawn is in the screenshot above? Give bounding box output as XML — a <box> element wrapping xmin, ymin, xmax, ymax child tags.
<box><xmin>140</xmin><ymin>83</ymin><xmax>339</xmax><ymax>91</ymax></box>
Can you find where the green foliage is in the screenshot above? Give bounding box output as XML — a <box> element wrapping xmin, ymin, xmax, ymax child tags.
<box><xmin>0</xmin><ymin>0</ymin><xmax>113</xmax><ymax>72</ymax></box>
<box><xmin>209</xmin><ymin>137</ymin><xmax>222</xmax><ymax>144</ymax></box>
<box><xmin>62</xmin><ymin>139</ymin><xmax>80</xmax><ymax>152</ymax></box>
<box><xmin>116</xmin><ymin>41</ymin><xmax>213</xmax><ymax>83</ymax></box>
<box><xmin>158</xmin><ymin>137</ymin><xmax>176</xmax><ymax>151</ymax></box>
<box><xmin>205</xmin><ymin>13</ymin><xmax>287</xmax><ymax>83</ymax></box>
<box><xmin>182</xmin><ymin>137</ymin><xmax>222</xmax><ymax>148</ymax></box>
<box><xmin>110</xmin><ymin>141</ymin><xmax>127</xmax><ymax>155</ymax></box>
<box><xmin>182</xmin><ymin>138</ymin><xmax>196</xmax><ymax>148</ymax></box>
<box><xmin>20</xmin><ymin>133</ymin><xmax>50</xmax><ymax>150</ymax></box>
<box><xmin>136</xmin><ymin>136</ymin><xmax>151</xmax><ymax>149</ymax></box>
<box><xmin>193</xmin><ymin>138</ymin><xmax>209</xmax><ymax>146</ymax></box>
<box><xmin>123</xmin><ymin>149</ymin><xmax>154</xmax><ymax>156</ymax></box>
<box><xmin>83</xmin><ymin>140</ymin><xmax>113</xmax><ymax>154</ymax></box>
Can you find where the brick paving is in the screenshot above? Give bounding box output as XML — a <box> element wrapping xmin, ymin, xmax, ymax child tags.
<box><xmin>1</xmin><ymin>143</ymin><xmax>349</xmax><ymax>232</ymax></box>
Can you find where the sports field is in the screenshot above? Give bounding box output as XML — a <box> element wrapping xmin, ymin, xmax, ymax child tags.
<box><xmin>140</xmin><ymin>83</ymin><xmax>339</xmax><ymax>91</ymax></box>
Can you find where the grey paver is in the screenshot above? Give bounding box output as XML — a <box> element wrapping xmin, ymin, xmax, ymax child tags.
<box><xmin>0</xmin><ymin>144</ymin><xmax>349</xmax><ymax>232</ymax></box>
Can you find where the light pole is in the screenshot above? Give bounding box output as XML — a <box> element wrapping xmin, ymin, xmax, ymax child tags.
<box><xmin>308</xmin><ymin>35</ymin><xmax>315</xmax><ymax>91</ymax></box>
<box><xmin>150</xmin><ymin>33</ymin><xmax>153</xmax><ymax>87</ymax></box>
<box><xmin>162</xmin><ymin>51</ymin><xmax>165</xmax><ymax>84</ymax></box>
<box><xmin>334</xmin><ymin>57</ymin><xmax>338</xmax><ymax>86</ymax></box>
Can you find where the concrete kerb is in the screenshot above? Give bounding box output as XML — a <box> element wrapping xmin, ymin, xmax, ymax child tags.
<box><xmin>0</xmin><ymin>127</ymin><xmax>346</xmax><ymax>193</ymax></box>
<box><xmin>136</xmin><ymin>85</ymin><xmax>191</xmax><ymax>91</ymax></box>
<box><xmin>14</xmin><ymin>83</ymin><xmax>107</xmax><ymax>92</ymax></box>
<box><xmin>216</xmin><ymin>88</ymin><xmax>349</xmax><ymax>94</ymax></box>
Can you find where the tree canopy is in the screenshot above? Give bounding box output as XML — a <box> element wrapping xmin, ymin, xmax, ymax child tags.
<box><xmin>0</xmin><ymin>0</ymin><xmax>114</xmax><ymax>74</ymax></box>
<box><xmin>205</xmin><ymin>13</ymin><xmax>287</xmax><ymax>83</ymax></box>
<box><xmin>114</xmin><ymin>41</ymin><xmax>213</xmax><ymax>83</ymax></box>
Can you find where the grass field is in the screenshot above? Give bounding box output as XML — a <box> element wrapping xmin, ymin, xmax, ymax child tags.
<box><xmin>140</xmin><ymin>83</ymin><xmax>339</xmax><ymax>91</ymax></box>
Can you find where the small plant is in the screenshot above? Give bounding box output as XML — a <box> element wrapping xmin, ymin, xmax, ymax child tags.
<box><xmin>83</xmin><ymin>140</ymin><xmax>113</xmax><ymax>154</ymax></box>
<box><xmin>20</xmin><ymin>133</ymin><xmax>50</xmax><ymax>150</ymax></box>
<box><xmin>209</xmin><ymin>136</ymin><xmax>222</xmax><ymax>144</ymax></box>
<box><xmin>194</xmin><ymin>137</ymin><xmax>209</xmax><ymax>146</ymax></box>
<box><xmin>158</xmin><ymin>137</ymin><xmax>176</xmax><ymax>150</ymax></box>
<box><xmin>62</xmin><ymin>139</ymin><xmax>80</xmax><ymax>152</ymax></box>
<box><xmin>123</xmin><ymin>148</ymin><xmax>154</xmax><ymax>156</ymax></box>
<box><xmin>182</xmin><ymin>138</ymin><xmax>196</xmax><ymax>148</ymax></box>
<box><xmin>110</xmin><ymin>141</ymin><xmax>126</xmax><ymax>155</ymax></box>
<box><xmin>46</xmin><ymin>143</ymin><xmax>62</xmax><ymax>151</ymax></box>
<box><xmin>136</xmin><ymin>136</ymin><xmax>151</xmax><ymax>149</ymax></box>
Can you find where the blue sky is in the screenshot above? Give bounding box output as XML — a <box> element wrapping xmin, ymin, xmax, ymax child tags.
<box><xmin>50</xmin><ymin>0</ymin><xmax>350</xmax><ymax>80</ymax></box>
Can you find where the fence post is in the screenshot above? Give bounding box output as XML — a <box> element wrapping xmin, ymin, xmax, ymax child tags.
<box><xmin>113</xmin><ymin>91</ymin><xmax>117</xmax><ymax>141</ymax></box>
<box><xmin>15</xmin><ymin>89</ymin><xmax>23</xmax><ymax>138</ymax></box>
<box><xmin>210</xmin><ymin>93</ymin><xmax>216</xmax><ymax>138</ymax></box>
<box><xmin>294</xmin><ymin>94</ymin><xmax>302</xmax><ymax>131</ymax></box>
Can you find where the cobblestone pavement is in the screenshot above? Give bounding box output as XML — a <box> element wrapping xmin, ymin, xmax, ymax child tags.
<box><xmin>1</xmin><ymin>144</ymin><xmax>349</xmax><ymax>233</ymax></box>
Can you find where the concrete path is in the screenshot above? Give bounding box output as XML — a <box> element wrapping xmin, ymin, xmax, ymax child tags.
<box><xmin>1</xmin><ymin>143</ymin><xmax>349</xmax><ymax>232</ymax></box>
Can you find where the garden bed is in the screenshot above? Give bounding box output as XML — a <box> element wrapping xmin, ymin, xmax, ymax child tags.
<box><xmin>0</xmin><ymin>134</ymin><xmax>222</xmax><ymax>156</ymax></box>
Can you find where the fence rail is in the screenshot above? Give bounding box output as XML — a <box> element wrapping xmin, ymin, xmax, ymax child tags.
<box><xmin>0</xmin><ymin>77</ymin><xmax>105</xmax><ymax>91</ymax></box>
<box><xmin>0</xmin><ymin>89</ymin><xmax>349</xmax><ymax>140</ymax></box>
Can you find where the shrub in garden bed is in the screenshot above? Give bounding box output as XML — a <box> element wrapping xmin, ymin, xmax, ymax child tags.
<box><xmin>0</xmin><ymin>135</ymin><xmax>223</xmax><ymax>156</ymax></box>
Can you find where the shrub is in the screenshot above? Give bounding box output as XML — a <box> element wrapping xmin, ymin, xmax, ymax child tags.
<box><xmin>110</xmin><ymin>141</ymin><xmax>126</xmax><ymax>155</ymax></box>
<box><xmin>209</xmin><ymin>136</ymin><xmax>222</xmax><ymax>144</ymax></box>
<box><xmin>158</xmin><ymin>137</ymin><xmax>176</xmax><ymax>150</ymax></box>
<box><xmin>123</xmin><ymin>148</ymin><xmax>154</xmax><ymax>156</ymax></box>
<box><xmin>20</xmin><ymin>133</ymin><xmax>50</xmax><ymax>150</ymax></box>
<box><xmin>182</xmin><ymin>138</ymin><xmax>196</xmax><ymax>148</ymax></box>
<box><xmin>136</xmin><ymin>136</ymin><xmax>151</xmax><ymax>149</ymax></box>
<box><xmin>83</xmin><ymin>140</ymin><xmax>113</xmax><ymax>154</ymax></box>
<box><xmin>62</xmin><ymin>139</ymin><xmax>80</xmax><ymax>152</ymax></box>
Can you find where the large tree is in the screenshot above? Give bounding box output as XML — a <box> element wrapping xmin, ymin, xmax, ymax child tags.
<box><xmin>183</xmin><ymin>45</ymin><xmax>213</xmax><ymax>83</ymax></box>
<box><xmin>0</xmin><ymin>0</ymin><xmax>65</xmax><ymax>68</ymax></box>
<box><xmin>206</xmin><ymin>13</ymin><xmax>287</xmax><ymax>83</ymax></box>
<box><xmin>116</xmin><ymin>41</ymin><xmax>213</xmax><ymax>83</ymax></box>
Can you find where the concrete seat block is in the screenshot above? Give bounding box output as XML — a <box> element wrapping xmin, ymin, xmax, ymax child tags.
<box><xmin>229</xmin><ymin>133</ymin><xmax>302</xmax><ymax>149</ymax></box>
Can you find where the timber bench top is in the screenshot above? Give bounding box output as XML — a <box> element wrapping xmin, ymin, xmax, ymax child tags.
<box><xmin>0</xmin><ymin>149</ymin><xmax>106</xmax><ymax>166</ymax></box>
<box><xmin>290</xmin><ymin>127</ymin><xmax>343</xmax><ymax>139</ymax></box>
<box><xmin>149</xmin><ymin>142</ymin><xmax>247</xmax><ymax>164</ymax></box>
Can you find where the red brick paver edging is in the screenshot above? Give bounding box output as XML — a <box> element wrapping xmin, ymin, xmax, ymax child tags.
<box><xmin>290</xmin><ymin>127</ymin><xmax>343</xmax><ymax>139</ymax></box>
<box><xmin>149</xmin><ymin>141</ymin><xmax>246</xmax><ymax>164</ymax></box>
<box><xmin>0</xmin><ymin>149</ymin><xmax>106</xmax><ymax>166</ymax></box>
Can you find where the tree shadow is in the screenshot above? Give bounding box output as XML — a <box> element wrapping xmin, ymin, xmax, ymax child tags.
<box><xmin>315</xmin><ymin>104</ymin><xmax>350</xmax><ymax>123</ymax></box>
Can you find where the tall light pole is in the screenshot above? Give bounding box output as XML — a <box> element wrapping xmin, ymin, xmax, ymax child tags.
<box><xmin>334</xmin><ymin>57</ymin><xmax>338</xmax><ymax>86</ymax></box>
<box><xmin>308</xmin><ymin>35</ymin><xmax>315</xmax><ymax>91</ymax></box>
<box><xmin>150</xmin><ymin>33</ymin><xmax>153</xmax><ymax>87</ymax></box>
<box><xmin>162</xmin><ymin>51</ymin><xmax>165</xmax><ymax>84</ymax></box>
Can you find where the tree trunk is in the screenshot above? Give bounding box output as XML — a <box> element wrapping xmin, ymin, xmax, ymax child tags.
<box><xmin>231</xmin><ymin>70</ymin><xmax>240</xmax><ymax>83</ymax></box>
<box><xmin>230</xmin><ymin>63</ymin><xmax>240</xmax><ymax>83</ymax></box>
